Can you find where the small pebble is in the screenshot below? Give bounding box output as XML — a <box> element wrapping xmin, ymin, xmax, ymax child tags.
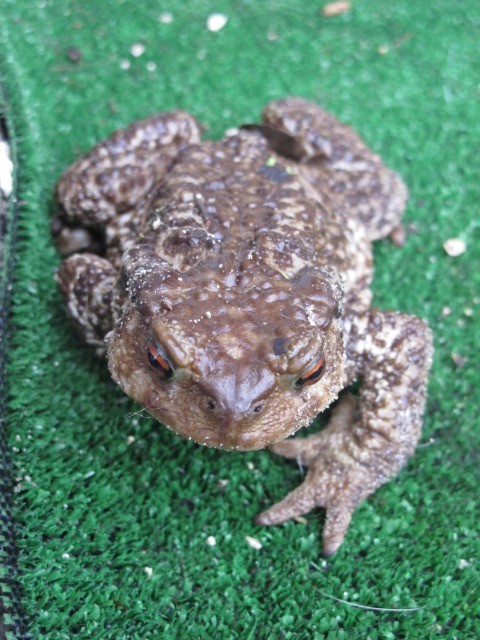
<box><xmin>119</xmin><ymin>59</ymin><xmax>131</xmax><ymax>70</ymax></box>
<box><xmin>458</xmin><ymin>559</ymin><xmax>469</xmax><ymax>569</ymax></box>
<box><xmin>144</xmin><ymin>566</ymin><xmax>153</xmax><ymax>578</ymax></box>
<box><xmin>245</xmin><ymin>536</ymin><xmax>262</xmax><ymax>550</ymax></box>
<box><xmin>443</xmin><ymin>237</ymin><xmax>466</xmax><ymax>257</ymax></box>
<box><xmin>206</xmin><ymin>536</ymin><xmax>217</xmax><ymax>547</ymax></box>
<box><xmin>207</xmin><ymin>13</ymin><xmax>228</xmax><ymax>32</ymax></box>
<box><xmin>451</xmin><ymin>353</ymin><xmax>467</xmax><ymax>368</ymax></box>
<box><xmin>66</xmin><ymin>46</ymin><xmax>82</xmax><ymax>63</ymax></box>
<box><xmin>146</xmin><ymin>61</ymin><xmax>157</xmax><ymax>72</ymax></box>
<box><xmin>322</xmin><ymin>1</ymin><xmax>351</xmax><ymax>17</ymax></box>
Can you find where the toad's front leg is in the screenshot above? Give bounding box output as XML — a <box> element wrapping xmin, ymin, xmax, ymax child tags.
<box><xmin>56</xmin><ymin>253</ymin><xmax>116</xmax><ymax>352</ymax></box>
<box><xmin>257</xmin><ymin>310</ymin><xmax>433</xmax><ymax>556</ymax></box>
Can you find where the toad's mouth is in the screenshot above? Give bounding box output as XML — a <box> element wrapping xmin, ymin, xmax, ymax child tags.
<box><xmin>148</xmin><ymin>408</ymin><xmax>309</xmax><ymax>451</ymax></box>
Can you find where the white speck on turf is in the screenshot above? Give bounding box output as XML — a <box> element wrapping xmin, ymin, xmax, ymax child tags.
<box><xmin>131</xmin><ymin>43</ymin><xmax>145</xmax><ymax>58</ymax></box>
<box><xmin>159</xmin><ymin>12</ymin><xmax>173</xmax><ymax>24</ymax></box>
<box><xmin>443</xmin><ymin>237</ymin><xmax>466</xmax><ymax>257</ymax></box>
<box><xmin>207</xmin><ymin>13</ymin><xmax>228</xmax><ymax>32</ymax></box>
<box><xmin>0</xmin><ymin>140</ymin><xmax>13</xmax><ymax>197</ymax></box>
<box><xmin>245</xmin><ymin>536</ymin><xmax>262</xmax><ymax>550</ymax></box>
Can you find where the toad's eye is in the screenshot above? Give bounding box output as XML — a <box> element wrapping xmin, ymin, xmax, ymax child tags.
<box><xmin>295</xmin><ymin>355</ymin><xmax>326</xmax><ymax>388</ymax></box>
<box><xmin>146</xmin><ymin>339</ymin><xmax>174</xmax><ymax>380</ymax></box>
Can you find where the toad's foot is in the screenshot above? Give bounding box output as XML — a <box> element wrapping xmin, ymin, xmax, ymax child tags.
<box><xmin>256</xmin><ymin>395</ymin><xmax>371</xmax><ymax>556</ymax></box>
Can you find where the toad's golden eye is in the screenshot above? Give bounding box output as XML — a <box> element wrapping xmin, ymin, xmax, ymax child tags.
<box><xmin>146</xmin><ymin>339</ymin><xmax>174</xmax><ymax>380</ymax></box>
<box><xmin>295</xmin><ymin>355</ymin><xmax>326</xmax><ymax>387</ymax></box>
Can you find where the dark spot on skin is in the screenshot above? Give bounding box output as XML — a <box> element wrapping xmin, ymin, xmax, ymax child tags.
<box><xmin>273</xmin><ymin>336</ymin><xmax>288</xmax><ymax>355</ymax></box>
<box><xmin>258</xmin><ymin>164</ymin><xmax>291</xmax><ymax>184</ymax></box>
<box><xmin>253</xmin><ymin>404</ymin><xmax>263</xmax><ymax>414</ymax></box>
<box><xmin>96</xmin><ymin>172</ymin><xmax>111</xmax><ymax>187</ymax></box>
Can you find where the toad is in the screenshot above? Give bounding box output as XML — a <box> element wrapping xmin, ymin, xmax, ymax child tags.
<box><xmin>54</xmin><ymin>98</ymin><xmax>433</xmax><ymax>555</ymax></box>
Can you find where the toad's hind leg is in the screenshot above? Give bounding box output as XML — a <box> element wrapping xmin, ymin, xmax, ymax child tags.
<box><xmin>262</xmin><ymin>97</ymin><xmax>408</xmax><ymax>242</ymax></box>
<box><xmin>257</xmin><ymin>311</ymin><xmax>433</xmax><ymax>556</ymax></box>
<box><xmin>54</xmin><ymin>110</ymin><xmax>202</xmax><ymax>262</ymax></box>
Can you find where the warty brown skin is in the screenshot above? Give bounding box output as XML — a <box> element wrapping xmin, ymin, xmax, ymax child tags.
<box><xmin>55</xmin><ymin>98</ymin><xmax>433</xmax><ymax>555</ymax></box>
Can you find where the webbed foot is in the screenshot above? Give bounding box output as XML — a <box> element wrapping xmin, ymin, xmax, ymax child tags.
<box><xmin>256</xmin><ymin>396</ymin><xmax>365</xmax><ymax>556</ymax></box>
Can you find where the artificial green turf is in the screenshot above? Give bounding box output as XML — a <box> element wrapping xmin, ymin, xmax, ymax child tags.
<box><xmin>1</xmin><ymin>0</ymin><xmax>479</xmax><ymax>637</ymax></box>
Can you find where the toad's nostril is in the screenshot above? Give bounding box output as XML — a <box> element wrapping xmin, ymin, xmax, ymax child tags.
<box><xmin>253</xmin><ymin>404</ymin><xmax>263</xmax><ymax>414</ymax></box>
<box><xmin>205</xmin><ymin>399</ymin><xmax>216</xmax><ymax>412</ymax></box>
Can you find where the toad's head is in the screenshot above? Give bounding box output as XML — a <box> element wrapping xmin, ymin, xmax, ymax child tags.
<box><xmin>108</xmin><ymin>246</ymin><xmax>345</xmax><ymax>451</ymax></box>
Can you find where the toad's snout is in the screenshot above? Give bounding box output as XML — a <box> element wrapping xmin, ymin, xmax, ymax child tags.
<box><xmin>192</xmin><ymin>371</ymin><xmax>283</xmax><ymax>451</ymax></box>
<box><xmin>196</xmin><ymin>366</ymin><xmax>272</xmax><ymax>421</ymax></box>
<box><xmin>202</xmin><ymin>393</ymin><xmax>265</xmax><ymax>420</ymax></box>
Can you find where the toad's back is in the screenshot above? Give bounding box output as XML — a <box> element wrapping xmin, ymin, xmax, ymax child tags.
<box><xmin>117</xmin><ymin>130</ymin><xmax>372</xmax><ymax>315</ymax></box>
